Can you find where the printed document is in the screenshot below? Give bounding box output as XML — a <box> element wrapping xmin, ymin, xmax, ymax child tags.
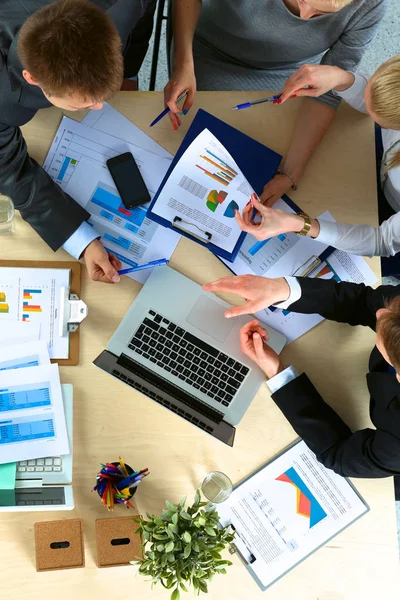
<box><xmin>0</xmin><ymin>341</ymin><xmax>50</xmax><ymax>372</ymax></box>
<box><xmin>0</xmin><ymin>322</ymin><xmax>40</xmax><ymax>346</ymax></box>
<box><xmin>0</xmin><ymin>267</ymin><xmax>70</xmax><ymax>358</ymax></box>
<box><xmin>0</xmin><ymin>364</ymin><xmax>69</xmax><ymax>464</ymax></box>
<box><xmin>224</xmin><ymin>199</ymin><xmax>378</xmax><ymax>343</ymax></box>
<box><xmin>217</xmin><ymin>440</ymin><xmax>368</xmax><ymax>590</ymax></box>
<box><xmin>43</xmin><ymin>117</ymin><xmax>180</xmax><ymax>283</ymax></box>
<box><xmin>151</xmin><ymin>129</ymin><xmax>255</xmax><ymax>254</ymax></box>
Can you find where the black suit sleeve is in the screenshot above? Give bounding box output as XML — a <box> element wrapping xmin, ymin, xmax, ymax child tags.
<box><xmin>0</xmin><ymin>123</ymin><xmax>90</xmax><ymax>251</ymax></box>
<box><xmin>287</xmin><ymin>278</ymin><xmax>400</xmax><ymax>331</ymax></box>
<box><xmin>272</xmin><ymin>373</ymin><xmax>400</xmax><ymax>478</ymax></box>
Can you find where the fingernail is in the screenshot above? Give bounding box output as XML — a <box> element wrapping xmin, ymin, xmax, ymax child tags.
<box><xmin>225</xmin><ymin>313</ymin><xmax>232</xmax><ymax>319</ymax></box>
<box><xmin>290</xmin><ymin>94</ymin><xmax>297</xmax><ymax>99</ymax></box>
<box><xmin>253</xmin><ymin>333</ymin><xmax>260</xmax><ymax>339</ymax></box>
<box><xmin>276</xmin><ymin>99</ymin><xmax>282</xmax><ymax>104</ymax></box>
<box><xmin>173</xmin><ymin>124</ymin><xmax>178</xmax><ymax>131</ymax></box>
<box><xmin>246</xmin><ymin>200</ymin><xmax>251</xmax><ymax>206</ymax></box>
<box><xmin>183</xmin><ymin>109</ymin><xmax>189</xmax><ymax>115</ymax></box>
<box><xmin>273</xmin><ymin>101</ymin><xmax>277</xmax><ymax>104</ymax></box>
<box><xmin>111</xmin><ymin>274</ymin><xmax>120</xmax><ymax>282</ymax></box>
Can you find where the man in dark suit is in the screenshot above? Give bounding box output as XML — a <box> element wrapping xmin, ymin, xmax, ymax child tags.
<box><xmin>203</xmin><ymin>273</ymin><xmax>400</xmax><ymax>478</ymax></box>
<box><xmin>0</xmin><ymin>0</ymin><xmax>156</xmax><ymax>283</ymax></box>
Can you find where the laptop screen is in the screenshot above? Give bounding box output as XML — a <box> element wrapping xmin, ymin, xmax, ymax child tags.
<box><xmin>0</xmin><ymin>487</ymin><xmax>65</xmax><ymax>507</ymax></box>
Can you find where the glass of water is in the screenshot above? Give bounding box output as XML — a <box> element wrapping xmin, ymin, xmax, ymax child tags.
<box><xmin>201</xmin><ymin>471</ymin><xmax>233</xmax><ymax>503</ymax></box>
<box><xmin>0</xmin><ymin>195</ymin><xmax>14</xmax><ymax>233</ymax></box>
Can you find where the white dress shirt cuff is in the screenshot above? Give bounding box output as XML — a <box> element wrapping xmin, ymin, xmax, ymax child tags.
<box><xmin>313</xmin><ymin>219</ymin><xmax>340</xmax><ymax>246</ymax></box>
<box><xmin>273</xmin><ymin>277</ymin><xmax>302</xmax><ymax>310</ymax></box>
<box><xmin>62</xmin><ymin>222</ymin><xmax>100</xmax><ymax>259</ymax></box>
<box><xmin>267</xmin><ymin>365</ymin><xmax>300</xmax><ymax>394</ymax></box>
<box><xmin>334</xmin><ymin>72</ymin><xmax>369</xmax><ymax>113</ymax></box>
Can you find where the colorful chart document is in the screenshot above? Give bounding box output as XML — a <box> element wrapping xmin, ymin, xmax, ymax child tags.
<box><xmin>43</xmin><ymin>117</ymin><xmax>180</xmax><ymax>283</ymax></box>
<box><xmin>0</xmin><ymin>322</ymin><xmax>40</xmax><ymax>346</ymax></box>
<box><xmin>217</xmin><ymin>440</ymin><xmax>368</xmax><ymax>591</ymax></box>
<box><xmin>150</xmin><ymin>128</ymin><xmax>255</xmax><ymax>254</ymax></box>
<box><xmin>0</xmin><ymin>364</ymin><xmax>69</xmax><ymax>464</ymax></box>
<box><xmin>223</xmin><ymin>199</ymin><xmax>378</xmax><ymax>343</ymax></box>
<box><xmin>0</xmin><ymin>267</ymin><xmax>70</xmax><ymax>359</ymax></box>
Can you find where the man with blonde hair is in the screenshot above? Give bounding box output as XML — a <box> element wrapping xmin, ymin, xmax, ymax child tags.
<box><xmin>0</xmin><ymin>0</ymin><xmax>156</xmax><ymax>283</ymax></box>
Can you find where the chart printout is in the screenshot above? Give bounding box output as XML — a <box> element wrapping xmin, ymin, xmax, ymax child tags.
<box><xmin>151</xmin><ymin>128</ymin><xmax>255</xmax><ymax>254</ymax></box>
<box><xmin>0</xmin><ymin>267</ymin><xmax>70</xmax><ymax>359</ymax></box>
<box><xmin>217</xmin><ymin>440</ymin><xmax>368</xmax><ymax>590</ymax></box>
<box><xmin>0</xmin><ymin>364</ymin><xmax>69</xmax><ymax>464</ymax></box>
<box><xmin>43</xmin><ymin>117</ymin><xmax>180</xmax><ymax>283</ymax></box>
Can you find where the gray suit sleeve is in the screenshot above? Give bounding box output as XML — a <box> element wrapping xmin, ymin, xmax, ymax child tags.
<box><xmin>0</xmin><ymin>122</ymin><xmax>90</xmax><ymax>251</ymax></box>
<box><xmin>315</xmin><ymin>0</ymin><xmax>388</xmax><ymax>109</ymax></box>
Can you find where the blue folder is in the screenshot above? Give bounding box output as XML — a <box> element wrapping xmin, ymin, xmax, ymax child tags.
<box><xmin>147</xmin><ymin>109</ymin><xmax>282</xmax><ymax>262</ymax></box>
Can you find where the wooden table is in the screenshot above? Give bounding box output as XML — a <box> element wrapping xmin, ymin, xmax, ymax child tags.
<box><xmin>1</xmin><ymin>92</ymin><xmax>398</xmax><ymax>599</ymax></box>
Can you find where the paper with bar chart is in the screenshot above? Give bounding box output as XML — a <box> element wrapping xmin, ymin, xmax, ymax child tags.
<box><xmin>0</xmin><ymin>364</ymin><xmax>69</xmax><ymax>464</ymax></box>
<box><xmin>222</xmin><ymin>200</ymin><xmax>377</xmax><ymax>343</ymax></box>
<box><xmin>0</xmin><ymin>267</ymin><xmax>70</xmax><ymax>359</ymax></box>
<box><xmin>43</xmin><ymin>117</ymin><xmax>180</xmax><ymax>282</ymax></box>
<box><xmin>217</xmin><ymin>440</ymin><xmax>368</xmax><ymax>590</ymax></box>
<box><xmin>150</xmin><ymin>128</ymin><xmax>255</xmax><ymax>254</ymax></box>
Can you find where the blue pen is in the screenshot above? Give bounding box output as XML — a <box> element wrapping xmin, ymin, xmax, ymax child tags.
<box><xmin>231</xmin><ymin>94</ymin><xmax>282</xmax><ymax>111</ymax></box>
<box><xmin>118</xmin><ymin>258</ymin><xmax>169</xmax><ymax>276</ymax></box>
<box><xmin>150</xmin><ymin>90</ymin><xmax>189</xmax><ymax>127</ymax></box>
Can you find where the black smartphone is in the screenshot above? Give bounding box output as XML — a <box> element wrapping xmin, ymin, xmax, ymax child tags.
<box><xmin>106</xmin><ymin>152</ymin><xmax>150</xmax><ymax>209</ymax></box>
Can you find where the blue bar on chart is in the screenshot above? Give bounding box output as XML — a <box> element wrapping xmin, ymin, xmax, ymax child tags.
<box><xmin>103</xmin><ymin>233</ymin><xmax>131</xmax><ymax>251</ymax></box>
<box><xmin>248</xmin><ymin>234</ymin><xmax>288</xmax><ymax>256</ymax></box>
<box><xmin>0</xmin><ymin>358</ymin><xmax>40</xmax><ymax>372</ymax></box>
<box><xmin>0</xmin><ymin>415</ymin><xmax>55</xmax><ymax>444</ymax></box>
<box><xmin>90</xmin><ymin>185</ymin><xmax>147</xmax><ymax>227</ymax></box>
<box><xmin>0</xmin><ymin>383</ymin><xmax>51</xmax><ymax>412</ymax></box>
<box><xmin>57</xmin><ymin>157</ymin><xmax>71</xmax><ymax>181</ymax></box>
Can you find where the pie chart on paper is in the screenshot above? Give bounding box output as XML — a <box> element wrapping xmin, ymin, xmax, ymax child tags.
<box><xmin>224</xmin><ymin>200</ymin><xmax>239</xmax><ymax>218</ymax></box>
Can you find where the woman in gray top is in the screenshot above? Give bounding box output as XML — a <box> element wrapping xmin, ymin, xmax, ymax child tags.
<box><xmin>164</xmin><ymin>0</ymin><xmax>387</xmax><ymax>206</ymax></box>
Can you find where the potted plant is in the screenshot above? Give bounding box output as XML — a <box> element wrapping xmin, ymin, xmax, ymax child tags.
<box><xmin>133</xmin><ymin>490</ymin><xmax>235</xmax><ymax>599</ymax></box>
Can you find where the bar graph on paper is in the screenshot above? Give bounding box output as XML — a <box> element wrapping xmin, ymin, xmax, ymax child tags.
<box><xmin>196</xmin><ymin>149</ymin><xmax>238</xmax><ymax>187</ymax></box>
<box><xmin>239</xmin><ymin>232</ymin><xmax>300</xmax><ymax>275</ymax></box>
<box><xmin>22</xmin><ymin>289</ymin><xmax>43</xmax><ymax>323</ymax></box>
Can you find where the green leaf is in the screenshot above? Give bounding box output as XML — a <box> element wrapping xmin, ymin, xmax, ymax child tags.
<box><xmin>180</xmin><ymin>581</ymin><xmax>188</xmax><ymax>592</ymax></box>
<box><xmin>172</xmin><ymin>512</ymin><xmax>179</xmax><ymax>525</ymax></box>
<box><xmin>194</xmin><ymin>489</ymin><xmax>201</xmax><ymax>506</ymax></box>
<box><xmin>161</xmin><ymin>554</ymin><xmax>167</xmax><ymax>567</ymax></box>
<box><xmin>157</xmin><ymin>544</ymin><xmax>164</xmax><ymax>552</ymax></box>
<box><xmin>182</xmin><ymin>531</ymin><xmax>191</xmax><ymax>543</ymax></box>
<box><xmin>198</xmin><ymin>580</ymin><xmax>208</xmax><ymax>593</ymax></box>
<box><xmin>166</xmin><ymin>500</ymin><xmax>177</xmax><ymax>511</ymax></box>
<box><xmin>193</xmin><ymin>542</ymin><xmax>200</xmax><ymax>552</ymax></box>
<box><xmin>179</xmin><ymin>496</ymin><xmax>187</xmax><ymax>509</ymax></box>
<box><xmin>165</xmin><ymin>540</ymin><xmax>175</xmax><ymax>553</ymax></box>
<box><xmin>152</xmin><ymin>533</ymin><xmax>169</xmax><ymax>540</ymax></box>
<box><xmin>168</xmin><ymin>523</ymin><xmax>178</xmax><ymax>535</ymax></box>
<box><xmin>167</xmin><ymin>552</ymin><xmax>175</xmax><ymax>563</ymax></box>
<box><xmin>180</xmin><ymin>511</ymin><xmax>191</xmax><ymax>520</ymax></box>
<box><xmin>171</xmin><ymin>589</ymin><xmax>180</xmax><ymax>600</ymax></box>
<box><xmin>205</xmin><ymin>527</ymin><xmax>216</xmax><ymax>536</ymax></box>
<box><xmin>210</xmin><ymin>551</ymin><xmax>221</xmax><ymax>560</ymax></box>
<box><xmin>198</xmin><ymin>517</ymin><xmax>206</xmax><ymax>526</ymax></box>
<box><xmin>183</xmin><ymin>543</ymin><xmax>191</xmax><ymax>558</ymax></box>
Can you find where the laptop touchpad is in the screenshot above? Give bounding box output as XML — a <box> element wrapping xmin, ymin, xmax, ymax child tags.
<box><xmin>186</xmin><ymin>296</ymin><xmax>234</xmax><ymax>343</ymax></box>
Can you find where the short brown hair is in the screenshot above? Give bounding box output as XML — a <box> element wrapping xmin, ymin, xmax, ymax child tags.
<box><xmin>377</xmin><ymin>296</ymin><xmax>400</xmax><ymax>372</ymax></box>
<box><xmin>18</xmin><ymin>0</ymin><xmax>123</xmax><ymax>100</ymax></box>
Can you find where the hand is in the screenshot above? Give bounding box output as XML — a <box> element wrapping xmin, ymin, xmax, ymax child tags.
<box><xmin>83</xmin><ymin>239</ymin><xmax>122</xmax><ymax>283</ymax></box>
<box><xmin>279</xmin><ymin>64</ymin><xmax>355</xmax><ymax>103</ymax></box>
<box><xmin>259</xmin><ymin>174</ymin><xmax>294</xmax><ymax>207</ymax></box>
<box><xmin>235</xmin><ymin>193</ymin><xmax>302</xmax><ymax>240</ymax></box>
<box><xmin>203</xmin><ymin>274</ymin><xmax>290</xmax><ymax>318</ymax></box>
<box><xmin>240</xmin><ymin>320</ymin><xmax>284</xmax><ymax>379</ymax></box>
<box><xmin>164</xmin><ymin>64</ymin><xmax>197</xmax><ymax>130</ymax></box>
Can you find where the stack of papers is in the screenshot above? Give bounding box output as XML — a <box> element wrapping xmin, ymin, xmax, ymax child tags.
<box><xmin>0</xmin><ymin>341</ymin><xmax>69</xmax><ymax>470</ymax></box>
<box><xmin>43</xmin><ymin>104</ymin><xmax>180</xmax><ymax>284</ymax></box>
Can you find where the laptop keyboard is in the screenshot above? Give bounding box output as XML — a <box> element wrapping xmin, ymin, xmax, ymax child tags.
<box><xmin>17</xmin><ymin>457</ymin><xmax>63</xmax><ymax>473</ymax></box>
<box><xmin>128</xmin><ymin>310</ymin><xmax>250</xmax><ymax>407</ymax></box>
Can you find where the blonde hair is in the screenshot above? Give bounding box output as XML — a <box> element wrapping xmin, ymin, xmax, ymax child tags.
<box><xmin>388</xmin><ymin>149</ymin><xmax>400</xmax><ymax>171</ymax></box>
<box><xmin>369</xmin><ymin>55</ymin><xmax>400</xmax><ymax>131</ymax></box>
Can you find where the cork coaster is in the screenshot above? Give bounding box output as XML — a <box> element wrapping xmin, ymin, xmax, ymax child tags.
<box><xmin>34</xmin><ymin>519</ymin><xmax>85</xmax><ymax>572</ymax></box>
<box><xmin>96</xmin><ymin>516</ymin><xmax>143</xmax><ymax>567</ymax></box>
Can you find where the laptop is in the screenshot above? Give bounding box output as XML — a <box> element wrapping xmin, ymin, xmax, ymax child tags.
<box><xmin>94</xmin><ymin>267</ymin><xmax>286</xmax><ymax>446</ymax></box>
<box><xmin>0</xmin><ymin>384</ymin><xmax>74</xmax><ymax>512</ymax></box>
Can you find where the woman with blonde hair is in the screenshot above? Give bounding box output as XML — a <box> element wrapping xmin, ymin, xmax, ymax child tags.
<box><xmin>164</xmin><ymin>0</ymin><xmax>388</xmax><ymax>205</ymax></box>
<box><xmin>235</xmin><ymin>56</ymin><xmax>400</xmax><ymax>262</ymax></box>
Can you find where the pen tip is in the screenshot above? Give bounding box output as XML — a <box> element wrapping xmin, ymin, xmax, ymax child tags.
<box><xmin>231</xmin><ymin>107</ymin><xmax>238</xmax><ymax>110</ymax></box>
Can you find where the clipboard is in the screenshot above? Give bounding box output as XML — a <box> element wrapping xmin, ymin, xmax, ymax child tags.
<box><xmin>0</xmin><ymin>260</ymin><xmax>84</xmax><ymax>366</ymax></box>
<box><xmin>223</xmin><ymin>439</ymin><xmax>369</xmax><ymax>591</ymax></box>
<box><xmin>147</xmin><ymin>109</ymin><xmax>282</xmax><ymax>262</ymax></box>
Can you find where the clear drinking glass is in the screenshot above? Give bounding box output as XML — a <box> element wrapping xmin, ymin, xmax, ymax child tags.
<box><xmin>0</xmin><ymin>195</ymin><xmax>14</xmax><ymax>233</ymax></box>
<box><xmin>201</xmin><ymin>471</ymin><xmax>233</xmax><ymax>503</ymax></box>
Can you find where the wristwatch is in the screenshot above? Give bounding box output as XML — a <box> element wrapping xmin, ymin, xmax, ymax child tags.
<box><xmin>294</xmin><ymin>212</ymin><xmax>311</xmax><ymax>236</ymax></box>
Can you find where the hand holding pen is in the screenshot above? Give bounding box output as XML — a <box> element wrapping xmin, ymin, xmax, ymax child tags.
<box><xmin>231</xmin><ymin>93</ymin><xmax>282</xmax><ymax>111</ymax></box>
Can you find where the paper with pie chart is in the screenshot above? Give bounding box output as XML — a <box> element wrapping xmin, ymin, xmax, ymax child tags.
<box><xmin>150</xmin><ymin>128</ymin><xmax>254</xmax><ymax>253</ymax></box>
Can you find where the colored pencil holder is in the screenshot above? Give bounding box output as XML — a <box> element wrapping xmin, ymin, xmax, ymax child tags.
<box><xmin>95</xmin><ymin>462</ymin><xmax>137</xmax><ymax>508</ymax></box>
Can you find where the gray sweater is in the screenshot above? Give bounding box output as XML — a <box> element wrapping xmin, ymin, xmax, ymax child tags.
<box><xmin>194</xmin><ymin>0</ymin><xmax>388</xmax><ymax>108</ymax></box>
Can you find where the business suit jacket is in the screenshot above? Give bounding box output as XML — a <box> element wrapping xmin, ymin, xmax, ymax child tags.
<box><xmin>272</xmin><ymin>278</ymin><xmax>400</xmax><ymax>478</ymax></box>
<box><xmin>0</xmin><ymin>0</ymin><xmax>154</xmax><ymax>251</ymax></box>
